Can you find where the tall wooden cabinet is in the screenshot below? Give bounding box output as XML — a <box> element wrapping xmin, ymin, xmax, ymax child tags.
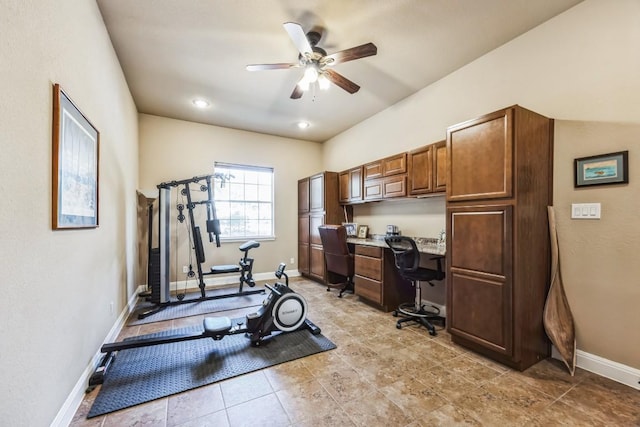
<box><xmin>298</xmin><ymin>172</ymin><xmax>347</xmax><ymax>283</ymax></box>
<box><xmin>446</xmin><ymin>105</ymin><xmax>554</xmax><ymax>371</ymax></box>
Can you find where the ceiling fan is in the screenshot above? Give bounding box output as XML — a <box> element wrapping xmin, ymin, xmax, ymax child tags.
<box><xmin>246</xmin><ymin>22</ymin><xmax>377</xmax><ymax>99</ymax></box>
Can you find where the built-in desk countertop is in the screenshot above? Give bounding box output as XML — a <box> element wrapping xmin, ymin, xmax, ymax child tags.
<box><xmin>347</xmin><ymin>236</ymin><xmax>446</xmax><ymax>257</ymax></box>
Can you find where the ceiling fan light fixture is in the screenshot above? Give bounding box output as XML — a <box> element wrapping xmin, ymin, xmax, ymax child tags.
<box><xmin>296</xmin><ymin>121</ymin><xmax>310</xmax><ymax>129</ymax></box>
<box><xmin>318</xmin><ymin>73</ymin><xmax>330</xmax><ymax>90</ymax></box>
<box><xmin>303</xmin><ymin>65</ymin><xmax>319</xmax><ymax>83</ymax></box>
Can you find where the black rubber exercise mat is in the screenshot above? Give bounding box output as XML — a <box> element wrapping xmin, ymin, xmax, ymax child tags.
<box><xmin>87</xmin><ymin>323</ymin><xmax>336</xmax><ymax>418</ymax></box>
<box><xmin>127</xmin><ymin>287</ymin><xmax>267</xmax><ymax>326</ymax></box>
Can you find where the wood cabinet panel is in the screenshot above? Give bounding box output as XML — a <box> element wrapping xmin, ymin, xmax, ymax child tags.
<box><xmin>383</xmin><ymin>175</ymin><xmax>406</xmax><ymax>198</ymax></box>
<box><xmin>354</xmin><ymin>245</ymin><xmax>381</xmax><ymax>257</ymax></box>
<box><xmin>434</xmin><ymin>140</ymin><xmax>447</xmax><ymax>192</ymax></box>
<box><xmin>363</xmin><ymin>179</ymin><xmax>383</xmax><ymax>200</ymax></box>
<box><xmin>298</xmin><ymin>215</ymin><xmax>309</xmax><ymax>244</ymax></box>
<box><xmin>383</xmin><ymin>153</ymin><xmax>407</xmax><ymax>176</ymax></box>
<box><xmin>364</xmin><ymin>161</ymin><xmax>383</xmax><ymax>180</ymax></box>
<box><xmin>309</xmin><ymin>244</ymin><xmax>325</xmax><ymax>280</ymax></box>
<box><xmin>355</xmin><ymin>254</ymin><xmax>382</xmax><ymax>281</ymax></box>
<box><xmin>309</xmin><ymin>173</ymin><xmax>324</xmax><ymax>211</ymax></box>
<box><xmin>339</xmin><ymin>167</ymin><xmax>363</xmax><ymax>204</ymax></box>
<box><xmin>408</xmin><ymin>145</ymin><xmax>433</xmax><ymax>195</ymax></box>
<box><xmin>298</xmin><ymin>242</ymin><xmax>309</xmax><ymax>274</ymax></box>
<box><xmin>354</xmin><ymin>275</ymin><xmax>382</xmax><ymax>304</ymax></box>
<box><xmin>447</xmin><ymin>109</ymin><xmax>513</xmax><ymax>202</ymax></box>
<box><xmin>298</xmin><ymin>178</ymin><xmax>309</xmax><ymax>213</ymax></box>
<box><xmin>309</xmin><ymin>214</ymin><xmax>324</xmax><ymax>246</ymax></box>
<box><xmin>449</xmin><ymin>271</ymin><xmax>511</xmax><ymax>355</ymax></box>
<box><xmin>450</xmin><ymin>207</ymin><xmax>511</xmax><ymax>276</ymax></box>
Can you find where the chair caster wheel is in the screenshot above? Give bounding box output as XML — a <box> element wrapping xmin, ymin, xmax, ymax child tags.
<box><xmin>428</xmin><ymin>329</ymin><xmax>437</xmax><ymax>336</ymax></box>
<box><xmin>396</xmin><ymin>323</ymin><xmax>402</xmax><ymax>329</ymax></box>
<box><xmin>392</xmin><ymin>311</ymin><xmax>398</xmax><ymax>317</ymax></box>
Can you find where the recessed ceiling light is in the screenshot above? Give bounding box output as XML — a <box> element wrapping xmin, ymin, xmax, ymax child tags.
<box><xmin>297</xmin><ymin>121</ymin><xmax>310</xmax><ymax>129</ymax></box>
<box><xmin>192</xmin><ymin>98</ymin><xmax>210</xmax><ymax>108</ymax></box>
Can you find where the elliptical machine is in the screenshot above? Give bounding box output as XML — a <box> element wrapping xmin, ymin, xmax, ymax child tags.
<box><xmin>88</xmin><ymin>263</ymin><xmax>319</xmax><ymax>389</ymax></box>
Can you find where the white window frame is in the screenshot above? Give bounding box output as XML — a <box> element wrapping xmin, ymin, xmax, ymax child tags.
<box><xmin>212</xmin><ymin>162</ymin><xmax>275</xmax><ymax>241</ymax></box>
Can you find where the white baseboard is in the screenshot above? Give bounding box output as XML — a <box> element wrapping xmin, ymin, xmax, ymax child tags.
<box><xmin>551</xmin><ymin>346</ymin><xmax>639</xmax><ymax>390</ymax></box>
<box><xmin>51</xmin><ymin>285</ymin><xmax>146</xmax><ymax>427</ymax></box>
<box><xmin>52</xmin><ymin>270</ymin><xmax>302</xmax><ymax>426</ymax></box>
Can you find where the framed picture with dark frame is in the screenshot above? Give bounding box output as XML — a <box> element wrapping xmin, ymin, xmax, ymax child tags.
<box><xmin>52</xmin><ymin>84</ymin><xmax>100</xmax><ymax>229</ymax></box>
<box><xmin>342</xmin><ymin>222</ymin><xmax>358</xmax><ymax>237</ymax></box>
<box><xmin>574</xmin><ymin>150</ymin><xmax>628</xmax><ymax>188</ymax></box>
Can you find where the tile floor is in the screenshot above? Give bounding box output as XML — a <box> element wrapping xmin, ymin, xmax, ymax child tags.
<box><xmin>71</xmin><ymin>277</ymin><xmax>640</xmax><ymax>426</ymax></box>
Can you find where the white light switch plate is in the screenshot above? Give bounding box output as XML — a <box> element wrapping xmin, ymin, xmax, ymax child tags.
<box><xmin>571</xmin><ymin>203</ymin><xmax>601</xmax><ymax>219</ymax></box>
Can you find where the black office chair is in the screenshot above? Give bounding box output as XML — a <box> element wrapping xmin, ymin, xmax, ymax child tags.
<box><xmin>318</xmin><ymin>225</ymin><xmax>355</xmax><ymax>297</ymax></box>
<box><xmin>385</xmin><ymin>236</ymin><xmax>445</xmax><ymax>335</ymax></box>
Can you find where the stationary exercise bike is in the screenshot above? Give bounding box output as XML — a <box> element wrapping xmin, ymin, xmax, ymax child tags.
<box><xmin>88</xmin><ymin>263</ymin><xmax>319</xmax><ymax>389</ymax></box>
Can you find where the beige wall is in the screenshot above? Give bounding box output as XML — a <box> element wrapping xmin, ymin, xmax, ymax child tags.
<box><xmin>138</xmin><ymin>114</ymin><xmax>323</xmax><ymax>277</ymax></box>
<box><xmin>324</xmin><ymin>0</ymin><xmax>640</xmax><ymax>369</ymax></box>
<box><xmin>0</xmin><ymin>1</ymin><xmax>139</xmax><ymax>426</ymax></box>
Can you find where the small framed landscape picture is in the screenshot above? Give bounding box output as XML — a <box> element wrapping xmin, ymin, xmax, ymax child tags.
<box><xmin>342</xmin><ymin>222</ymin><xmax>358</xmax><ymax>237</ymax></box>
<box><xmin>357</xmin><ymin>225</ymin><xmax>368</xmax><ymax>239</ymax></box>
<box><xmin>574</xmin><ymin>151</ymin><xmax>629</xmax><ymax>188</ymax></box>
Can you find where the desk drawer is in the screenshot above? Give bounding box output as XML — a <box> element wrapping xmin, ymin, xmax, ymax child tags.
<box><xmin>355</xmin><ymin>255</ymin><xmax>382</xmax><ymax>281</ymax></box>
<box><xmin>355</xmin><ymin>245</ymin><xmax>382</xmax><ymax>258</ymax></box>
<box><xmin>355</xmin><ymin>276</ymin><xmax>382</xmax><ymax>304</ymax></box>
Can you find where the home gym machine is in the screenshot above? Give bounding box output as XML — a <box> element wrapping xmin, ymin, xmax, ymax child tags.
<box><xmin>89</xmin><ymin>264</ymin><xmax>319</xmax><ymax>389</ymax></box>
<box><xmin>140</xmin><ymin>173</ymin><xmax>265</xmax><ymax>319</ymax></box>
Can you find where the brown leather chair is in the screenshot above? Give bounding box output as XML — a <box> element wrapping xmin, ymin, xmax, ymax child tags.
<box><xmin>318</xmin><ymin>225</ymin><xmax>355</xmax><ymax>297</ymax></box>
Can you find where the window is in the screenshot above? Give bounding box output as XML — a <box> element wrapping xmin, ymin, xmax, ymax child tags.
<box><xmin>213</xmin><ymin>162</ymin><xmax>274</xmax><ymax>239</ymax></box>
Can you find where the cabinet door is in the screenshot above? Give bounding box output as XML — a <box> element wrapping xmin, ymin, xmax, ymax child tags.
<box><xmin>339</xmin><ymin>167</ymin><xmax>363</xmax><ymax>203</ymax></box>
<box><xmin>382</xmin><ymin>175</ymin><xmax>406</xmax><ymax>198</ymax></box>
<box><xmin>298</xmin><ymin>178</ymin><xmax>309</xmax><ymax>213</ymax></box>
<box><xmin>349</xmin><ymin>167</ymin><xmax>363</xmax><ymax>201</ymax></box>
<box><xmin>447</xmin><ymin>204</ymin><xmax>513</xmax><ymax>356</ymax></box>
<box><xmin>383</xmin><ymin>153</ymin><xmax>407</xmax><ymax>176</ymax></box>
<box><xmin>363</xmin><ymin>161</ymin><xmax>383</xmax><ymax>180</ymax></box>
<box><xmin>408</xmin><ymin>145</ymin><xmax>433</xmax><ymax>195</ymax></box>
<box><xmin>338</xmin><ymin>171</ymin><xmax>350</xmax><ymax>203</ymax></box>
<box><xmin>309</xmin><ymin>244</ymin><xmax>325</xmax><ymax>280</ymax></box>
<box><xmin>309</xmin><ymin>173</ymin><xmax>324</xmax><ymax>211</ymax></box>
<box><xmin>363</xmin><ymin>179</ymin><xmax>383</xmax><ymax>201</ymax></box>
<box><xmin>447</xmin><ymin>108</ymin><xmax>513</xmax><ymax>202</ymax></box>
<box><xmin>298</xmin><ymin>242</ymin><xmax>309</xmax><ymax>274</ymax></box>
<box><xmin>298</xmin><ymin>215</ymin><xmax>309</xmax><ymax>244</ymax></box>
<box><xmin>433</xmin><ymin>140</ymin><xmax>447</xmax><ymax>192</ymax></box>
<box><xmin>309</xmin><ymin>214</ymin><xmax>324</xmax><ymax>246</ymax></box>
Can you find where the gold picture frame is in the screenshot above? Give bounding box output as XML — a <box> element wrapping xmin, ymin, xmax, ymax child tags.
<box><xmin>357</xmin><ymin>225</ymin><xmax>368</xmax><ymax>239</ymax></box>
<box><xmin>52</xmin><ymin>84</ymin><xmax>100</xmax><ymax>229</ymax></box>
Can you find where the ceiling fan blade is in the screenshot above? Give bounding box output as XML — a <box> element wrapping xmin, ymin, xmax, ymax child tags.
<box><xmin>290</xmin><ymin>84</ymin><xmax>304</xmax><ymax>99</ymax></box>
<box><xmin>323</xmin><ymin>69</ymin><xmax>360</xmax><ymax>94</ymax></box>
<box><xmin>324</xmin><ymin>42</ymin><xmax>377</xmax><ymax>65</ymax></box>
<box><xmin>283</xmin><ymin>22</ymin><xmax>312</xmax><ymax>56</ymax></box>
<box><xmin>246</xmin><ymin>63</ymin><xmax>299</xmax><ymax>71</ymax></box>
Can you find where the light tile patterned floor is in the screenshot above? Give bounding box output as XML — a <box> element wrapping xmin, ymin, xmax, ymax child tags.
<box><xmin>71</xmin><ymin>277</ymin><xmax>640</xmax><ymax>426</ymax></box>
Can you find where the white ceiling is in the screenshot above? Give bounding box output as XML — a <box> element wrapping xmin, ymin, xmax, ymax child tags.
<box><xmin>96</xmin><ymin>0</ymin><xmax>582</xmax><ymax>142</ymax></box>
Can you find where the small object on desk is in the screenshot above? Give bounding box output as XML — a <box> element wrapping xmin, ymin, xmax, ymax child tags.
<box><xmin>357</xmin><ymin>225</ymin><xmax>368</xmax><ymax>239</ymax></box>
<box><xmin>386</xmin><ymin>224</ymin><xmax>400</xmax><ymax>235</ymax></box>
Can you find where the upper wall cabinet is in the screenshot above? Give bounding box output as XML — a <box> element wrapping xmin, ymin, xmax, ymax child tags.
<box><xmin>339</xmin><ymin>166</ymin><xmax>363</xmax><ymax>204</ymax></box>
<box><xmin>447</xmin><ymin>110</ymin><xmax>514</xmax><ymax>202</ymax></box>
<box><xmin>408</xmin><ymin>140</ymin><xmax>446</xmax><ymax>196</ymax></box>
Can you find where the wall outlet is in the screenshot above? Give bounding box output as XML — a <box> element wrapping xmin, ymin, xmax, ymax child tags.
<box><xmin>290</xmin><ymin>257</ymin><xmax>295</xmax><ymax>264</ymax></box>
<box><xmin>109</xmin><ymin>301</ymin><xmax>114</xmax><ymax>315</ymax></box>
<box><xmin>182</xmin><ymin>265</ymin><xmax>189</xmax><ymax>273</ymax></box>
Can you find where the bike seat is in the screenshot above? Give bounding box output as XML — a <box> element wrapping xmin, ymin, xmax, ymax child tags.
<box><xmin>203</xmin><ymin>316</ymin><xmax>232</xmax><ymax>335</ymax></box>
<box><xmin>239</xmin><ymin>240</ymin><xmax>260</xmax><ymax>252</ymax></box>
